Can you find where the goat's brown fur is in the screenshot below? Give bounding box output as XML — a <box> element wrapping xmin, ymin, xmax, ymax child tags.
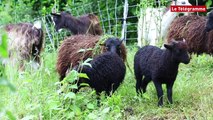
<box><xmin>56</xmin><ymin>34</ymin><xmax>126</xmax><ymax>80</ymax></box>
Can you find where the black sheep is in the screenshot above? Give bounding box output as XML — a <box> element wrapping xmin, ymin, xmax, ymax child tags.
<box><xmin>74</xmin><ymin>38</ymin><xmax>126</xmax><ymax>104</ymax></box>
<box><xmin>134</xmin><ymin>39</ymin><xmax>190</xmax><ymax>106</ymax></box>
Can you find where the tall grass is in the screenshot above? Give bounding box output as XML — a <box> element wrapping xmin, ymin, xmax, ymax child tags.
<box><xmin>1</xmin><ymin>47</ymin><xmax>213</xmax><ymax>119</ymax></box>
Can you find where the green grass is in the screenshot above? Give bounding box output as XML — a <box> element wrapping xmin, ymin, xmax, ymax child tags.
<box><xmin>1</xmin><ymin>47</ymin><xmax>213</xmax><ymax>119</ymax></box>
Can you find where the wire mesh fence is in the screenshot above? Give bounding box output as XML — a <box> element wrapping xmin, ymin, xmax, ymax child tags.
<box><xmin>42</xmin><ymin>0</ymin><xmax>139</xmax><ymax>49</ymax></box>
<box><xmin>42</xmin><ymin>0</ymin><xmax>213</xmax><ymax>49</ymax></box>
<box><xmin>2</xmin><ymin>0</ymin><xmax>212</xmax><ymax>49</ymax></box>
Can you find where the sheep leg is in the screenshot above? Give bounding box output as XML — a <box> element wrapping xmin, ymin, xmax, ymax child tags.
<box><xmin>153</xmin><ymin>81</ymin><xmax>163</xmax><ymax>106</ymax></box>
<box><xmin>73</xmin><ymin>79</ymin><xmax>87</xmax><ymax>93</ymax></box>
<box><xmin>142</xmin><ymin>77</ymin><xmax>151</xmax><ymax>93</ymax></box>
<box><xmin>60</xmin><ymin>74</ymin><xmax>66</xmax><ymax>81</ymax></box>
<box><xmin>72</xmin><ymin>84</ymin><xmax>81</xmax><ymax>94</ymax></box>
<box><xmin>32</xmin><ymin>46</ymin><xmax>40</xmax><ymax>64</ymax></box>
<box><xmin>106</xmin><ymin>83</ymin><xmax>119</xmax><ymax>96</ymax></box>
<box><xmin>105</xmin><ymin>85</ymin><xmax>112</xmax><ymax>96</ymax></box>
<box><xmin>96</xmin><ymin>91</ymin><xmax>101</xmax><ymax>107</ymax></box>
<box><xmin>106</xmin><ymin>91</ymin><xmax>111</xmax><ymax>96</ymax></box>
<box><xmin>166</xmin><ymin>82</ymin><xmax>174</xmax><ymax>104</ymax></box>
<box><xmin>136</xmin><ymin>74</ymin><xmax>143</xmax><ymax>95</ymax></box>
<box><xmin>34</xmin><ymin>55</ymin><xmax>40</xmax><ymax>64</ymax></box>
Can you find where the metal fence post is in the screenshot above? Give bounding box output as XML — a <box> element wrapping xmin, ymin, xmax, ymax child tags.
<box><xmin>121</xmin><ymin>0</ymin><xmax>128</xmax><ymax>45</ymax></box>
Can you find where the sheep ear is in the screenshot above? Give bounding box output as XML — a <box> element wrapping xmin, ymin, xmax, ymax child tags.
<box><xmin>164</xmin><ymin>44</ymin><xmax>173</xmax><ymax>50</ymax></box>
<box><xmin>51</xmin><ymin>13</ymin><xmax>61</xmax><ymax>17</ymax></box>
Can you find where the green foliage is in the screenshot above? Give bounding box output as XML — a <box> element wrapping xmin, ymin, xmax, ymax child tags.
<box><xmin>0</xmin><ymin>30</ymin><xmax>16</xmax><ymax>119</ymax></box>
<box><xmin>0</xmin><ymin>32</ymin><xmax>8</xmax><ymax>57</ymax></box>
<box><xmin>0</xmin><ymin>48</ymin><xmax>213</xmax><ymax>119</ymax></box>
<box><xmin>0</xmin><ymin>1</ymin><xmax>32</xmax><ymax>23</ymax></box>
<box><xmin>0</xmin><ymin>11</ymin><xmax>12</xmax><ymax>24</ymax></box>
<box><xmin>0</xmin><ymin>32</ymin><xmax>15</xmax><ymax>91</ymax></box>
<box><xmin>206</xmin><ymin>0</ymin><xmax>212</xmax><ymax>9</ymax></box>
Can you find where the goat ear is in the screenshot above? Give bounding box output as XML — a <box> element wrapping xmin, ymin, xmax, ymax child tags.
<box><xmin>51</xmin><ymin>13</ymin><xmax>61</xmax><ymax>17</ymax></box>
<box><xmin>164</xmin><ymin>44</ymin><xmax>173</xmax><ymax>50</ymax></box>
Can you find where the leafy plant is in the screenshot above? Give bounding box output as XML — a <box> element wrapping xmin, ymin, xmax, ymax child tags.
<box><xmin>206</xmin><ymin>0</ymin><xmax>212</xmax><ymax>9</ymax></box>
<box><xmin>0</xmin><ymin>31</ymin><xmax>16</xmax><ymax>119</ymax></box>
<box><xmin>0</xmin><ymin>32</ymin><xmax>15</xmax><ymax>91</ymax></box>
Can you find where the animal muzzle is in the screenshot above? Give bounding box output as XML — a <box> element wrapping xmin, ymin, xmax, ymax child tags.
<box><xmin>184</xmin><ymin>59</ymin><xmax>190</xmax><ymax>64</ymax></box>
<box><xmin>110</xmin><ymin>47</ymin><xmax>117</xmax><ymax>54</ymax></box>
<box><xmin>183</xmin><ymin>57</ymin><xmax>190</xmax><ymax>64</ymax></box>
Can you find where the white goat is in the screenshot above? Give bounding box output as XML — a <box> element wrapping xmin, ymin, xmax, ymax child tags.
<box><xmin>137</xmin><ymin>0</ymin><xmax>191</xmax><ymax>47</ymax></box>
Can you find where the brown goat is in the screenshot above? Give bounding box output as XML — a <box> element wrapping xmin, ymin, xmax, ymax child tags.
<box><xmin>167</xmin><ymin>15</ymin><xmax>213</xmax><ymax>54</ymax></box>
<box><xmin>3</xmin><ymin>22</ymin><xmax>44</xmax><ymax>69</ymax></box>
<box><xmin>51</xmin><ymin>12</ymin><xmax>103</xmax><ymax>35</ymax></box>
<box><xmin>56</xmin><ymin>34</ymin><xmax>126</xmax><ymax>80</ymax></box>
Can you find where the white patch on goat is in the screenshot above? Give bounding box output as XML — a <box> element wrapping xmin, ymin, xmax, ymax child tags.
<box><xmin>33</xmin><ymin>20</ymin><xmax>42</xmax><ymax>29</ymax></box>
<box><xmin>137</xmin><ymin>0</ymin><xmax>192</xmax><ymax>47</ymax></box>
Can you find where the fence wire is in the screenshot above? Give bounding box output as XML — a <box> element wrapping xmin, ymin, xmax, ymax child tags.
<box><xmin>42</xmin><ymin>0</ymin><xmax>139</xmax><ymax>48</ymax></box>
<box><xmin>12</xmin><ymin>0</ymin><xmax>212</xmax><ymax>49</ymax></box>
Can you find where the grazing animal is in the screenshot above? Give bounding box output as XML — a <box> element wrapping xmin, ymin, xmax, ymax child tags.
<box><xmin>77</xmin><ymin>52</ymin><xmax>125</xmax><ymax>104</ymax></box>
<box><xmin>51</xmin><ymin>12</ymin><xmax>103</xmax><ymax>35</ymax></box>
<box><xmin>56</xmin><ymin>35</ymin><xmax>127</xmax><ymax>81</ymax></box>
<box><xmin>134</xmin><ymin>39</ymin><xmax>190</xmax><ymax>106</ymax></box>
<box><xmin>2</xmin><ymin>21</ymin><xmax>44</xmax><ymax>69</ymax></box>
<box><xmin>137</xmin><ymin>0</ymin><xmax>191</xmax><ymax>46</ymax></box>
<box><xmin>167</xmin><ymin>10</ymin><xmax>213</xmax><ymax>54</ymax></box>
